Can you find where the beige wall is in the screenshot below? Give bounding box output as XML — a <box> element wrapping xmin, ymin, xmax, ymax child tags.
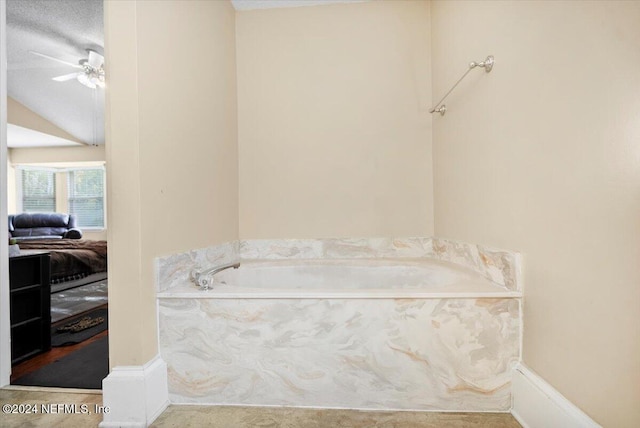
<box><xmin>431</xmin><ymin>1</ymin><xmax>640</xmax><ymax>427</ymax></box>
<box><xmin>8</xmin><ymin>97</ymin><xmax>84</xmax><ymax>144</ymax></box>
<box><xmin>105</xmin><ymin>0</ymin><xmax>238</xmax><ymax>366</ymax></box>
<box><xmin>136</xmin><ymin>0</ymin><xmax>239</xmax><ymax>256</ymax></box>
<box><xmin>9</xmin><ymin>145</ymin><xmax>104</xmax><ymax>164</ymax></box>
<box><xmin>237</xmin><ymin>0</ymin><xmax>433</xmax><ymax>239</ymax></box>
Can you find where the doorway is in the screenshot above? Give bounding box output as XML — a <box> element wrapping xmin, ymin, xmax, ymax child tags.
<box><xmin>2</xmin><ymin>0</ymin><xmax>108</xmax><ymax>390</ymax></box>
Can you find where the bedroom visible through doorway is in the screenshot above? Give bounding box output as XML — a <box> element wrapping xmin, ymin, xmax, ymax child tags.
<box><xmin>4</xmin><ymin>0</ymin><xmax>108</xmax><ymax>390</ymax></box>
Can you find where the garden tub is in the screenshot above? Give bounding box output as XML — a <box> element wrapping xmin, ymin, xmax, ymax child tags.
<box><xmin>158</xmin><ymin>255</ymin><xmax>521</xmax><ymax>411</ymax></box>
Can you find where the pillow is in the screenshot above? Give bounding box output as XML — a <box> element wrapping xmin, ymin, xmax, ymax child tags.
<box><xmin>64</xmin><ymin>228</ymin><xmax>83</xmax><ymax>239</ymax></box>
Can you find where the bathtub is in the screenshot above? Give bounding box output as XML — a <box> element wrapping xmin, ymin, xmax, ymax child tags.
<box><xmin>166</xmin><ymin>258</ymin><xmax>521</xmax><ymax>299</ymax></box>
<box><xmin>157</xmin><ymin>243</ymin><xmax>522</xmax><ymax>412</ymax></box>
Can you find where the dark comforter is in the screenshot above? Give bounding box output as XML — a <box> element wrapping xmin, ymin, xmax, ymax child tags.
<box><xmin>17</xmin><ymin>239</ymin><xmax>107</xmax><ymax>282</ymax></box>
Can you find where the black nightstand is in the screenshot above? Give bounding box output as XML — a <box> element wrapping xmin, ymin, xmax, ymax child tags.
<box><xmin>9</xmin><ymin>252</ymin><xmax>51</xmax><ymax>365</ymax></box>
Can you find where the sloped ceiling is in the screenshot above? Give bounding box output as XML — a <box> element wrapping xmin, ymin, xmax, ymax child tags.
<box><xmin>8</xmin><ymin>124</ymin><xmax>82</xmax><ymax>148</ymax></box>
<box><xmin>6</xmin><ymin>0</ymin><xmax>104</xmax><ymax>146</ymax></box>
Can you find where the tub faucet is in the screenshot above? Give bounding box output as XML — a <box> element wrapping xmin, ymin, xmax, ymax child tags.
<box><xmin>190</xmin><ymin>262</ymin><xmax>240</xmax><ymax>290</ymax></box>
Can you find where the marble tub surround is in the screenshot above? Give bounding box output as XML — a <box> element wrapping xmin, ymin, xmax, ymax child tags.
<box><xmin>240</xmin><ymin>237</ymin><xmax>434</xmax><ymax>260</ymax></box>
<box><xmin>323</xmin><ymin>237</ymin><xmax>434</xmax><ymax>259</ymax></box>
<box><xmin>156</xmin><ymin>237</ymin><xmax>522</xmax><ymax>412</ymax></box>
<box><xmin>159</xmin><ymin>297</ymin><xmax>520</xmax><ymax>411</ymax></box>
<box><xmin>155</xmin><ymin>241</ymin><xmax>239</xmax><ymax>292</ymax></box>
<box><xmin>239</xmin><ymin>238</ymin><xmax>324</xmax><ymax>260</ymax></box>
<box><xmin>240</xmin><ymin>237</ymin><xmax>521</xmax><ymax>292</ymax></box>
<box><xmin>155</xmin><ymin>237</ymin><xmax>521</xmax><ymax>293</ymax></box>
<box><xmin>431</xmin><ymin>238</ymin><xmax>522</xmax><ymax>292</ymax></box>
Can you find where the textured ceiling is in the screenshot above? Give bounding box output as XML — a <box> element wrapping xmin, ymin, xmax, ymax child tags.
<box><xmin>7</xmin><ymin>0</ymin><xmax>104</xmax><ymax>146</ymax></box>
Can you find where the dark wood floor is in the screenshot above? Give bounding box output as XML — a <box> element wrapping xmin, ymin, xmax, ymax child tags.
<box><xmin>11</xmin><ymin>330</ymin><xmax>108</xmax><ymax>382</ymax></box>
<box><xmin>11</xmin><ymin>304</ymin><xmax>108</xmax><ymax>383</ymax></box>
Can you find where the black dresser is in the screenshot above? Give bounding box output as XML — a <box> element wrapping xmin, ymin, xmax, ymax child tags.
<box><xmin>9</xmin><ymin>252</ymin><xmax>51</xmax><ymax>365</ymax></box>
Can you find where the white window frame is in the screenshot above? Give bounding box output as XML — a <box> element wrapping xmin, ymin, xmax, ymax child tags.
<box><xmin>16</xmin><ymin>167</ymin><xmax>57</xmax><ymax>214</ymax></box>
<box><xmin>66</xmin><ymin>166</ymin><xmax>107</xmax><ymax>230</ymax></box>
<box><xmin>14</xmin><ymin>164</ymin><xmax>107</xmax><ymax>231</ymax></box>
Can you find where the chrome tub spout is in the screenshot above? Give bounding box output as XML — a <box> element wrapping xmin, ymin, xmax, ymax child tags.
<box><xmin>190</xmin><ymin>262</ymin><xmax>240</xmax><ymax>290</ymax></box>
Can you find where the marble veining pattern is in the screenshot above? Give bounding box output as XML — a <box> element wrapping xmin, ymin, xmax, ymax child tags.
<box><xmin>239</xmin><ymin>239</ymin><xmax>324</xmax><ymax>260</ymax></box>
<box><xmin>156</xmin><ymin>241</ymin><xmax>239</xmax><ymax>292</ymax></box>
<box><xmin>156</xmin><ymin>237</ymin><xmax>521</xmax><ymax>292</ymax></box>
<box><xmin>321</xmin><ymin>237</ymin><xmax>434</xmax><ymax>259</ymax></box>
<box><xmin>240</xmin><ymin>237</ymin><xmax>434</xmax><ymax>260</ymax></box>
<box><xmin>159</xmin><ymin>297</ymin><xmax>520</xmax><ymax>411</ymax></box>
<box><xmin>431</xmin><ymin>238</ymin><xmax>522</xmax><ymax>291</ymax></box>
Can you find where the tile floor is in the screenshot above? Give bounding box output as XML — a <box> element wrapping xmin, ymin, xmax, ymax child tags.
<box><xmin>0</xmin><ymin>387</ymin><xmax>103</xmax><ymax>428</ymax></box>
<box><xmin>152</xmin><ymin>405</ymin><xmax>523</xmax><ymax>428</ymax></box>
<box><xmin>0</xmin><ymin>388</ymin><xmax>522</xmax><ymax>427</ymax></box>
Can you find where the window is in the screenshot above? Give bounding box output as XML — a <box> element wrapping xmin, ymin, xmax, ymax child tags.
<box><xmin>21</xmin><ymin>169</ymin><xmax>56</xmax><ymax>213</ymax></box>
<box><xmin>67</xmin><ymin>169</ymin><xmax>105</xmax><ymax>228</ymax></box>
<box><xmin>16</xmin><ymin>165</ymin><xmax>106</xmax><ymax>229</ymax></box>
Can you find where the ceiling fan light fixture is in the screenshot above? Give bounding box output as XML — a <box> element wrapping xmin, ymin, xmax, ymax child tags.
<box><xmin>34</xmin><ymin>49</ymin><xmax>105</xmax><ymax>89</ymax></box>
<box><xmin>76</xmin><ymin>69</ymin><xmax>105</xmax><ymax>89</ymax></box>
<box><xmin>95</xmin><ymin>72</ymin><xmax>106</xmax><ymax>88</ymax></box>
<box><xmin>77</xmin><ymin>72</ymin><xmax>96</xmax><ymax>89</ymax></box>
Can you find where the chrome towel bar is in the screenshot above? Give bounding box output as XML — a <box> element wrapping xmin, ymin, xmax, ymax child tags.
<box><xmin>430</xmin><ymin>55</ymin><xmax>494</xmax><ymax>116</ymax></box>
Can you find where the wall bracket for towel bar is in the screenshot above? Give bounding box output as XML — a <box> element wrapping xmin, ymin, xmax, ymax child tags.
<box><xmin>429</xmin><ymin>55</ymin><xmax>494</xmax><ymax>116</ymax></box>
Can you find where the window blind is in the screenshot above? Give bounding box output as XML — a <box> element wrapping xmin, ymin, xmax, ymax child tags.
<box><xmin>67</xmin><ymin>168</ymin><xmax>105</xmax><ymax>228</ymax></box>
<box><xmin>21</xmin><ymin>169</ymin><xmax>56</xmax><ymax>212</ymax></box>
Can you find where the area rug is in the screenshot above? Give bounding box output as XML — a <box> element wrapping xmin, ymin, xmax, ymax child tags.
<box><xmin>51</xmin><ymin>308</ymin><xmax>108</xmax><ymax>347</ymax></box>
<box><xmin>12</xmin><ymin>336</ymin><xmax>109</xmax><ymax>389</ymax></box>
<box><xmin>51</xmin><ymin>280</ymin><xmax>108</xmax><ymax>323</ymax></box>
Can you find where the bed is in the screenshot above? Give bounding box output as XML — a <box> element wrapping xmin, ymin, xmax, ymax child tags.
<box><xmin>17</xmin><ymin>239</ymin><xmax>107</xmax><ymax>293</ymax></box>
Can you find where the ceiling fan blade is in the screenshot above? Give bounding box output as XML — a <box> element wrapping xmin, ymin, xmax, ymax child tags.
<box><xmin>52</xmin><ymin>72</ymin><xmax>81</xmax><ymax>82</ymax></box>
<box><xmin>87</xmin><ymin>50</ymin><xmax>104</xmax><ymax>69</ymax></box>
<box><xmin>29</xmin><ymin>51</ymin><xmax>83</xmax><ymax>69</ymax></box>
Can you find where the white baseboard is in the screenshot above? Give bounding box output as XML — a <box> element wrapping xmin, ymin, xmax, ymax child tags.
<box><xmin>99</xmin><ymin>355</ymin><xmax>169</xmax><ymax>428</ymax></box>
<box><xmin>511</xmin><ymin>364</ymin><xmax>601</xmax><ymax>428</ymax></box>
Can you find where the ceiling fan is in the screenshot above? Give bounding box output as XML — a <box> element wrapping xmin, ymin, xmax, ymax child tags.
<box><xmin>29</xmin><ymin>49</ymin><xmax>105</xmax><ymax>89</ymax></box>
